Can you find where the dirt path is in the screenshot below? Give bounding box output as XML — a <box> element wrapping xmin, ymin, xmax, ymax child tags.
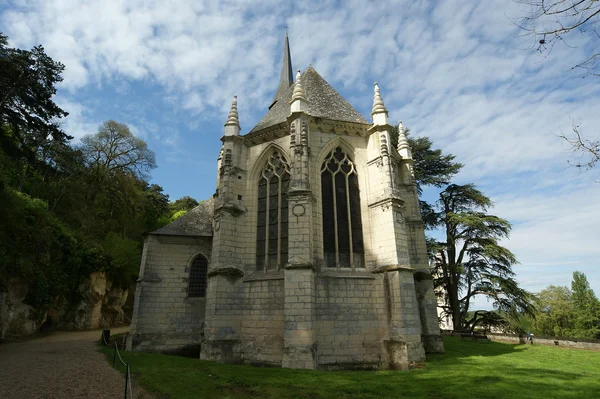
<box><xmin>0</xmin><ymin>327</ymin><xmax>149</xmax><ymax>399</ymax></box>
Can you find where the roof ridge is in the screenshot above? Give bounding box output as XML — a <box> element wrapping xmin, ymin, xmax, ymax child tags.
<box><xmin>249</xmin><ymin>66</ymin><xmax>368</xmax><ymax>134</ymax></box>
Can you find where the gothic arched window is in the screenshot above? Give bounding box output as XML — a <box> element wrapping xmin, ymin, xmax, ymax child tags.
<box><xmin>188</xmin><ymin>254</ymin><xmax>208</xmax><ymax>297</ymax></box>
<box><xmin>256</xmin><ymin>151</ymin><xmax>290</xmax><ymax>271</ymax></box>
<box><xmin>321</xmin><ymin>147</ymin><xmax>365</xmax><ymax>268</ymax></box>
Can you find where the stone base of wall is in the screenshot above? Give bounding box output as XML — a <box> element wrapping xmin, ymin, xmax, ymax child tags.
<box><xmin>127</xmin><ymin>332</ymin><xmax>202</xmax><ymax>354</ymax></box>
<box><xmin>422</xmin><ymin>334</ymin><xmax>445</xmax><ymax>353</ymax></box>
<box><xmin>200</xmin><ymin>339</ymin><xmax>243</xmax><ymax>363</ymax></box>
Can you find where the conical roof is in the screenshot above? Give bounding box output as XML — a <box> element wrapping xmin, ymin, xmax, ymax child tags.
<box><xmin>150</xmin><ymin>198</ymin><xmax>215</xmax><ymax>237</ymax></box>
<box><xmin>249</xmin><ymin>66</ymin><xmax>368</xmax><ymax>134</ymax></box>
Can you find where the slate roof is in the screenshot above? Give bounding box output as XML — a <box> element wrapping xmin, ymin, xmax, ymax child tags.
<box><xmin>248</xmin><ymin>66</ymin><xmax>369</xmax><ymax>134</ymax></box>
<box><xmin>150</xmin><ymin>197</ymin><xmax>214</xmax><ymax>237</ymax></box>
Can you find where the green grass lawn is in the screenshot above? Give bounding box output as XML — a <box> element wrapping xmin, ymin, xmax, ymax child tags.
<box><xmin>101</xmin><ymin>337</ymin><xmax>600</xmax><ymax>399</ymax></box>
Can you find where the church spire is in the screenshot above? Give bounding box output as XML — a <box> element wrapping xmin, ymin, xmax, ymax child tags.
<box><xmin>272</xmin><ymin>32</ymin><xmax>294</xmax><ymax>104</ymax></box>
<box><xmin>371</xmin><ymin>82</ymin><xmax>389</xmax><ymax>126</ymax></box>
<box><xmin>396</xmin><ymin>120</ymin><xmax>412</xmax><ymax>159</ymax></box>
<box><xmin>224</xmin><ymin>95</ymin><xmax>240</xmax><ymax>136</ymax></box>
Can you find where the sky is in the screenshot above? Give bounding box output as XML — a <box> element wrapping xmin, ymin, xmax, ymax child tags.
<box><xmin>1</xmin><ymin>0</ymin><xmax>599</xmax><ymax>308</ymax></box>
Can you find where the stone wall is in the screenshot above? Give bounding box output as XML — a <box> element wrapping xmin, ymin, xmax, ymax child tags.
<box><xmin>128</xmin><ymin>234</ymin><xmax>212</xmax><ymax>353</ymax></box>
<box><xmin>240</xmin><ymin>278</ymin><xmax>285</xmax><ymax>365</ymax></box>
<box><xmin>315</xmin><ymin>275</ymin><xmax>387</xmax><ymax>369</ymax></box>
<box><xmin>488</xmin><ymin>332</ymin><xmax>600</xmax><ymax>350</ymax></box>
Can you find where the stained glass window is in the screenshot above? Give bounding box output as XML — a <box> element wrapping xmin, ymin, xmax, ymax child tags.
<box><xmin>256</xmin><ymin>151</ymin><xmax>290</xmax><ymax>270</ymax></box>
<box><xmin>321</xmin><ymin>147</ymin><xmax>365</xmax><ymax>268</ymax></box>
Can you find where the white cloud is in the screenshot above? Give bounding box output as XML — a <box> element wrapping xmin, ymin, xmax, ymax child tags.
<box><xmin>3</xmin><ymin>0</ymin><xmax>599</xmax><ymax>299</ymax></box>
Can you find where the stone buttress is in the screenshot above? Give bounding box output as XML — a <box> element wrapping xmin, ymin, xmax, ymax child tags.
<box><xmin>282</xmin><ymin>71</ymin><xmax>317</xmax><ymax>369</ymax></box>
<box><xmin>200</xmin><ymin>96</ymin><xmax>246</xmax><ymax>362</ymax></box>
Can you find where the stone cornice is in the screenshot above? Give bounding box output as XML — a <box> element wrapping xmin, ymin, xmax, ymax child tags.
<box><xmin>243</xmin><ymin>117</ymin><xmax>370</xmax><ymax>147</ymax></box>
<box><xmin>221</xmin><ymin>135</ymin><xmax>245</xmax><ymax>144</ymax></box>
<box><xmin>208</xmin><ymin>267</ymin><xmax>245</xmax><ymax>278</ymax></box>
<box><xmin>371</xmin><ymin>264</ymin><xmax>416</xmax><ymax>274</ymax></box>
<box><xmin>214</xmin><ymin>202</ymin><xmax>246</xmax><ymax>216</ymax></box>
<box><xmin>367</xmin><ymin>196</ymin><xmax>405</xmax><ymax>209</ymax></box>
<box><xmin>284</xmin><ymin>262</ymin><xmax>316</xmax><ymax>271</ymax></box>
<box><xmin>311</xmin><ymin>118</ymin><xmax>370</xmax><ymax>137</ymax></box>
<box><xmin>367</xmin><ymin>123</ymin><xmax>393</xmax><ymax>135</ymax></box>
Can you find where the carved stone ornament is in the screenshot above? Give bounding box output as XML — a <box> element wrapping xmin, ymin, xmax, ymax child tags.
<box><xmin>214</xmin><ymin>220</ymin><xmax>220</xmax><ymax>231</ymax></box>
<box><xmin>395</xmin><ymin>210</ymin><xmax>404</xmax><ymax>224</ymax></box>
<box><xmin>292</xmin><ymin>204</ymin><xmax>305</xmax><ymax>217</ymax></box>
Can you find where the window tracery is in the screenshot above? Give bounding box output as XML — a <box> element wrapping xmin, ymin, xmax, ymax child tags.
<box><xmin>321</xmin><ymin>147</ymin><xmax>365</xmax><ymax>268</ymax></box>
<box><xmin>256</xmin><ymin>151</ymin><xmax>290</xmax><ymax>270</ymax></box>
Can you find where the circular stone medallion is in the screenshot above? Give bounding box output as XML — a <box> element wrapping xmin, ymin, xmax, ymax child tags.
<box><xmin>292</xmin><ymin>204</ymin><xmax>305</xmax><ymax>217</ymax></box>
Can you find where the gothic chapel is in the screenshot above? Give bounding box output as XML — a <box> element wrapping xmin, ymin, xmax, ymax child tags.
<box><xmin>128</xmin><ymin>34</ymin><xmax>444</xmax><ymax>370</ymax></box>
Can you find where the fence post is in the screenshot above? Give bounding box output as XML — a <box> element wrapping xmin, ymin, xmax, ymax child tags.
<box><xmin>124</xmin><ymin>365</ymin><xmax>130</xmax><ymax>399</ymax></box>
<box><xmin>113</xmin><ymin>342</ymin><xmax>117</xmax><ymax>367</ymax></box>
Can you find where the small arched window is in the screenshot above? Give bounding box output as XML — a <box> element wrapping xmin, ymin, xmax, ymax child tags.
<box><xmin>321</xmin><ymin>147</ymin><xmax>365</xmax><ymax>268</ymax></box>
<box><xmin>188</xmin><ymin>255</ymin><xmax>208</xmax><ymax>297</ymax></box>
<box><xmin>256</xmin><ymin>151</ymin><xmax>290</xmax><ymax>271</ymax></box>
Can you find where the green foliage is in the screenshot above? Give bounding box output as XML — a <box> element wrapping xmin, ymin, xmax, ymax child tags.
<box><xmin>101</xmin><ymin>336</ymin><xmax>600</xmax><ymax>399</ymax></box>
<box><xmin>170</xmin><ymin>210</ymin><xmax>188</xmax><ymax>221</ymax></box>
<box><xmin>0</xmin><ymin>35</ymin><xmax>179</xmax><ymax>320</ymax></box>
<box><xmin>102</xmin><ymin>233</ymin><xmax>141</xmax><ymax>288</ymax></box>
<box><xmin>390</xmin><ymin>124</ymin><xmax>463</xmax><ymax>191</ymax></box>
<box><xmin>571</xmin><ymin>271</ymin><xmax>600</xmax><ymax>338</ymax></box>
<box><xmin>0</xmin><ymin>188</ymin><xmax>109</xmax><ymax>312</ymax></box>
<box><xmin>527</xmin><ymin>273</ymin><xmax>600</xmax><ymax>339</ymax></box>
<box><xmin>534</xmin><ymin>285</ymin><xmax>576</xmax><ymax>337</ymax></box>
<box><xmin>0</xmin><ymin>33</ymin><xmax>70</xmax><ymax>167</ymax></box>
<box><xmin>430</xmin><ymin>183</ymin><xmax>535</xmax><ymax>330</ymax></box>
<box><xmin>170</xmin><ymin>196</ymin><xmax>199</xmax><ymax>213</ymax></box>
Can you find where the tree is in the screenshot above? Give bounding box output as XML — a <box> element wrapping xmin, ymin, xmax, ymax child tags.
<box><xmin>516</xmin><ymin>0</ymin><xmax>600</xmax><ymax>76</ymax></box>
<box><xmin>559</xmin><ymin>123</ymin><xmax>599</xmax><ymax>172</ymax></box>
<box><xmin>170</xmin><ymin>196</ymin><xmax>199</xmax><ymax>213</ymax></box>
<box><xmin>429</xmin><ymin>184</ymin><xmax>536</xmax><ymax>330</ymax></box>
<box><xmin>571</xmin><ymin>271</ymin><xmax>600</xmax><ymax>338</ymax></box>
<box><xmin>0</xmin><ymin>33</ymin><xmax>70</xmax><ymax>168</ymax></box>
<box><xmin>533</xmin><ymin>285</ymin><xmax>575</xmax><ymax>337</ymax></box>
<box><xmin>515</xmin><ymin>2</ymin><xmax>600</xmax><ymax>171</ymax></box>
<box><xmin>390</xmin><ymin>124</ymin><xmax>463</xmax><ymax>193</ymax></box>
<box><xmin>81</xmin><ymin>120</ymin><xmax>156</xmax><ymax>181</ymax></box>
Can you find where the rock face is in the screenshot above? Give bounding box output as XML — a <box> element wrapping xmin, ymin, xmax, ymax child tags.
<box><xmin>74</xmin><ymin>272</ymin><xmax>107</xmax><ymax>329</ymax></box>
<box><xmin>0</xmin><ymin>281</ymin><xmax>46</xmax><ymax>340</ymax></box>
<box><xmin>0</xmin><ymin>273</ymin><xmax>135</xmax><ymax>340</ymax></box>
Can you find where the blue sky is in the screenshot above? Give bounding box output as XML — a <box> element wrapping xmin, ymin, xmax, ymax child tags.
<box><xmin>2</xmin><ymin>0</ymin><xmax>599</xmax><ymax>307</ymax></box>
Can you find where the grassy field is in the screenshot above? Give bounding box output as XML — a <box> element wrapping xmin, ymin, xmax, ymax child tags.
<box><xmin>101</xmin><ymin>337</ymin><xmax>600</xmax><ymax>399</ymax></box>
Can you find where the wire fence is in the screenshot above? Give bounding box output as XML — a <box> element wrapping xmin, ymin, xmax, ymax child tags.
<box><xmin>101</xmin><ymin>330</ymin><xmax>134</xmax><ymax>399</ymax></box>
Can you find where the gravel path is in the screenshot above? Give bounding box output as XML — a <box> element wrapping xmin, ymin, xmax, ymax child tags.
<box><xmin>0</xmin><ymin>327</ymin><xmax>151</xmax><ymax>399</ymax></box>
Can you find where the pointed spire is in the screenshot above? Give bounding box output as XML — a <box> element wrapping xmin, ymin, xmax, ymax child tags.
<box><xmin>224</xmin><ymin>95</ymin><xmax>240</xmax><ymax>136</ymax></box>
<box><xmin>272</xmin><ymin>32</ymin><xmax>294</xmax><ymax>104</ymax></box>
<box><xmin>371</xmin><ymin>82</ymin><xmax>388</xmax><ymax>125</ymax></box>
<box><xmin>396</xmin><ymin>120</ymin><xmax>412</xmax><ymax>159</ymax></box>
<box><xmin>291</xmin><ymin>70</ymin><xmax>307</xmax><ymax>101</ymax></box>
<box><xmin>290</xmin><ymin>69</ymin><xmax>308</xmax><ymax>113</ymax></box>
<box><xmin>372</xmin><ymin>82</ymin><xmax>387</xmax><ymax>115</ymax></box>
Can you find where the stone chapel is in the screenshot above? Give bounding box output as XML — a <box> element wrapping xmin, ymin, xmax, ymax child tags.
<box><xmin>127</xmin><ymin>34</ymin><xmax>444</xmax><ymax>370</ymax></box>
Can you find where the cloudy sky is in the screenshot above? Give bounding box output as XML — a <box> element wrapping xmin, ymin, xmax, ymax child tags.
<box><xmin>2</xmin><ymin>0</ymin><xmax>599</xmax><ymax>305</ymax></box>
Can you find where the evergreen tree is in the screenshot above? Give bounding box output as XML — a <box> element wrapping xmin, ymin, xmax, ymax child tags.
<box><xmin>429</xmin><ymin>184</ymin><xmax>535</xmax><ymax>330</ymax></box>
